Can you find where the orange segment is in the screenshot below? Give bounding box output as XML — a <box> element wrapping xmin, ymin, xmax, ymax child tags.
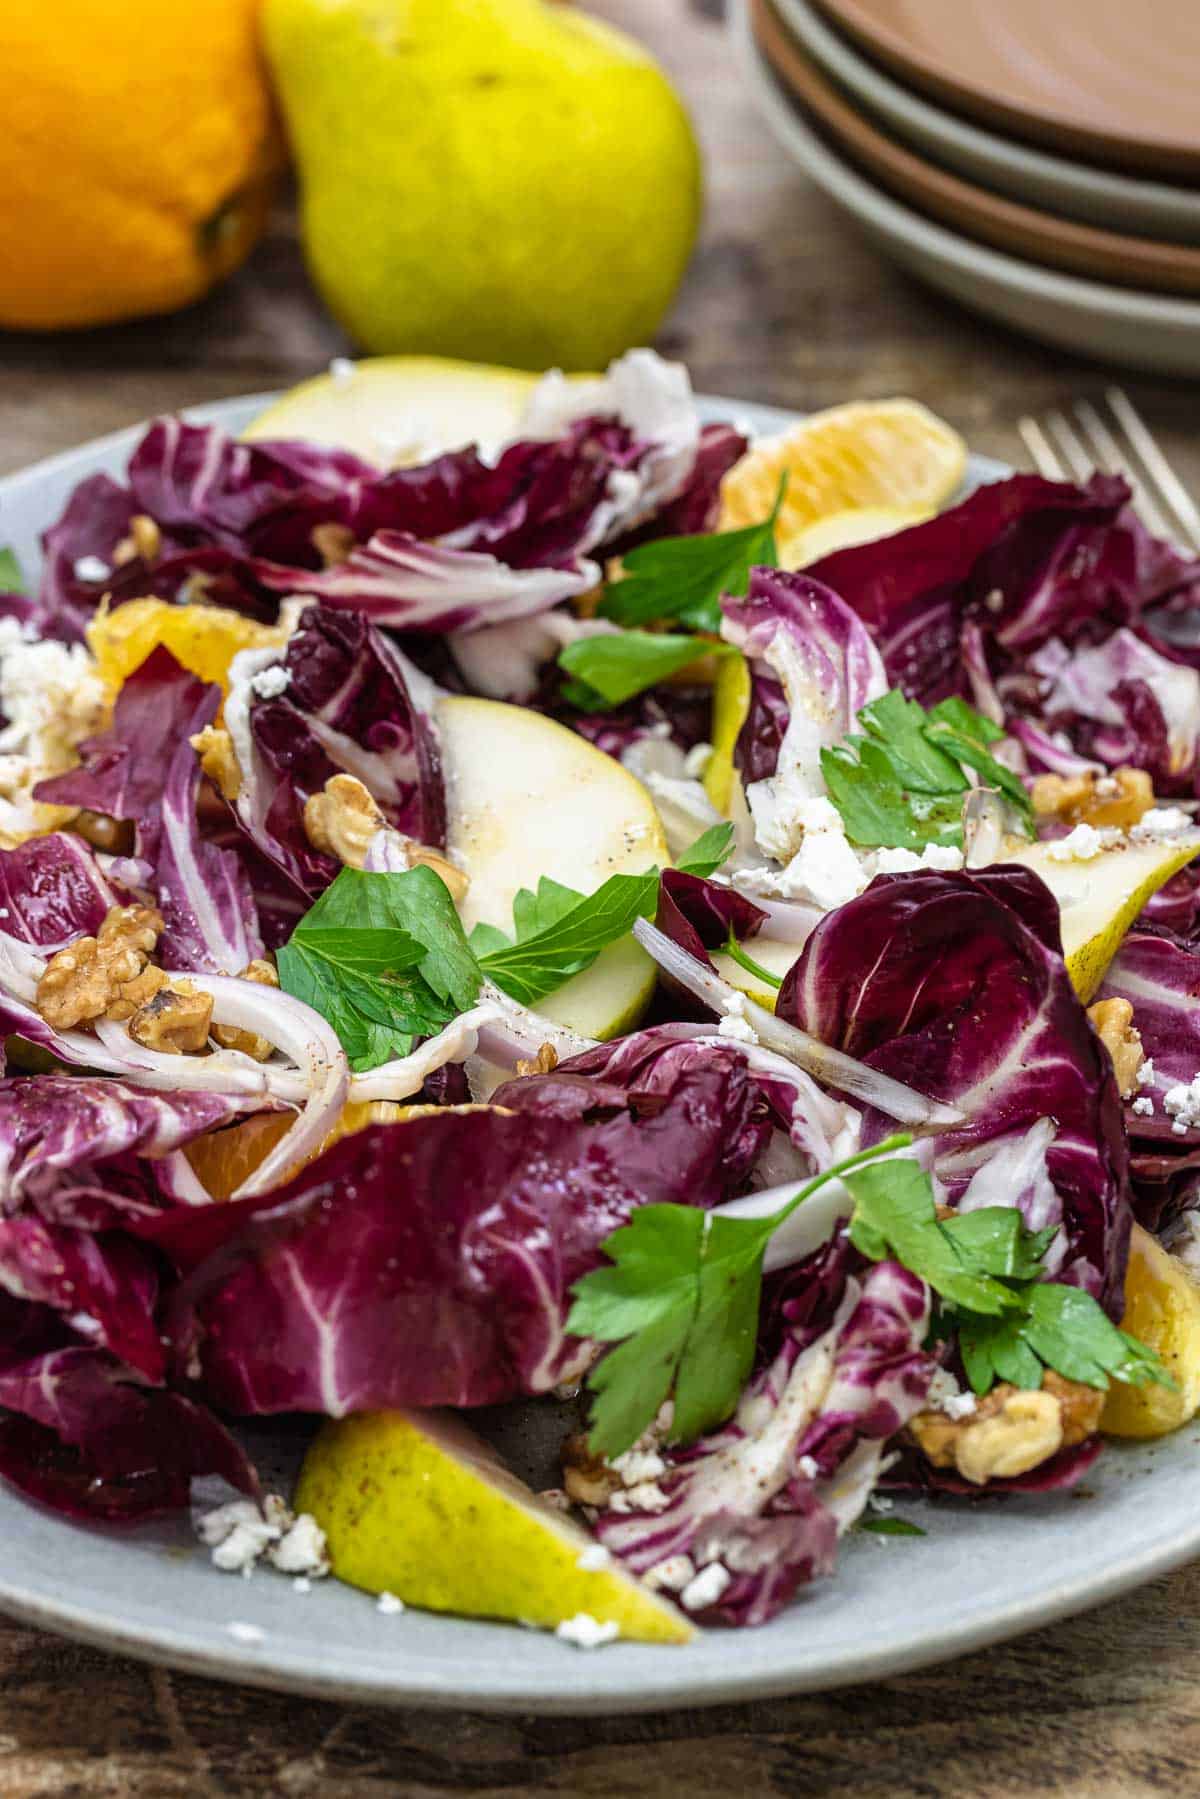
<box><xmin>184</xmin><ymin>1100</ymin><xmax>409</xmax><ymax>1201</ymax></box>
<box><xmin>718</xmin><ymin>399</ymin><xmax>967</xmax><ymax>567</ymax></box>
<box><xmin>87</xmin><ymin>598</ymin><xmax>288</xmax><ymax>697</ymax></box>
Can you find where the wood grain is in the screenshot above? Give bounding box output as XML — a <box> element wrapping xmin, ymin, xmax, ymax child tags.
<box><xmin>1</xmin><ymin>2</ymin><xmax>1198</xmax><ymax>1791</ymax></box>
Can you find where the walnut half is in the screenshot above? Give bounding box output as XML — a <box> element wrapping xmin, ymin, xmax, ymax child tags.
<box><xmin>212</xmin><ymin>959</ymin><xmax>278</xmax><ymax>1062</ymax></box>
<box><xmin>303</xmin><ymin>773</ymin><xmax>469</xmax><ymax>898</ymax></box>
<box><xmin>128</xmin><ymin>982</ymin><xmax>213</xmax><ymax>1055</ymax></box>
<box><xmin>36</xmin><ymin>905</ymin><xmax>166</xmax><ymax>1030</ymax></box>
<box><xmin>908</xmin><ymin>1370</ymin><xmax>1104</xmax><ymax>1486</ymax></box>
<box><xmin>1030</xmin><ymin>766</ymin><xmax>1154</xmax><ymax>831</ymax></box>
<box><xmin>1088</xmin><ymin>996</ymin><xmax>1144</xmax><ymax>1098</ymax></box>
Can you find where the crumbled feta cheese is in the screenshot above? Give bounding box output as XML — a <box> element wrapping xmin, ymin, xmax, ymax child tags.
<box><xmin>1131</xmin><ymin>806</ymin><xmax>1193</xmax><ymax>840</ymax></box>
<box><xmin>376</xmin><ymin>1591</ymin><xmax>405</xmax><ymax>1615</ymax></box>
<box><xmin>292</xmin><ymin>1577</ymin><xmax>312</xmax><ymax>1596</ymax></box>
<box><xmin>1132</xmin><ymin>1096</ymin><xmax>1155</xmax><ymax>1117</ymax></box>
<box><xmin>227</xmin><ymin>1621</ymin><xmax>265</xmax><ymax>1644</ymax></box>
<box><xmin>73</xmin><ymin>554</ymin><xmax>112</xmax><ymax>583</ymax></box>
<box><xmin>611</xmin><ymin>1447</ymin><xmax>667</xmax><ymax>1486</ymax></box>
<box><xmin>718</xmin><ymin>1012</ymin><xmax>758</xmax><ymax>1044</ymax></box>
<box><xmin>919</xmin><ymin>843</ymin><xmax>966</xmax><ymax>871</ymax></box>
<box><xmin>762</xmin><ymin>797</ymin><xmax>870</xmax><ymax>911</ymax></box>
<box><xmin>329</xmin><ymin>356</ymin><xmax>356</xmax><ymax>385</ymax></box>
<box><xmin>867</xmin><ymin>1492</ymin><xmax>894</xmax><ymax>1514</ymax></box>
<box><xmin>608</xmin><ymin>1481</ymin><xmax>670</xmax><ymax>1515</ymax></box>
<box><xmin>268</xmin><ymin>1512</ymin><xmax>330</xmax><ymax>1577</ymax></box>
<box><xmin>1138</xmin><ymin>1059</ymin><xmax>1156</xmax><ymax>1088</ymax></box>
<box><xmin>874</xmin><ymin>847</ymin><xmax>923</xmax><ymax>873</ymax></box>
<box><xmin>577</xmin><ymin>1543</ymin><xmax>612</xmax><ymax>1572</ymax></box>
<box><xmin>796</xmin><ymin>1454</ymin><xmax>820</xmax><ymax>1480</ymax></box>
<box><xmin>555</xmin><ymin>1612</ymin><xmax>621</xmax><ymax>1649</ymax></box>
<box><xmin>924</xmin><ymin>1366</ymin><xmax>977</xmax><ymax>1418</ymax></box>
<box><xmin>683</xmin><ymin>741</ymin><xmax>713</xmax><ymax>780</ymax></box>
<box><xmin>1165</xmin><ymin>1074</ymin><xmax>1200</xmax><ymax>1134</ymax></box>
<box><xmin>1046</xmin><ymin>823</ymin><xmax>1111</xmax><ymax>862</ymax></box>
<box><xmin>679</xmin><ymin>1562</ymin><xmax>731</xmax><ymax>1612</ymax></box>
<box><xmin>873</xmin><ymin>842</ymin><xmax>966</xmax><ymax>875</ymax></box>
<box><xmin>0</xmin><ymin>619</ymin><xmax>108</xmax><ymax>842</ymax></box>
<box><xmin>198</xmin><ymin>1494</ymin><xmax>328</xmax><ymax>1581</ymax></box>
<box><xmin>645</xmin><ymin>1555</ymin><xmax>695</xmax><ymax>1592</ymax></box>
<box><xmin>250</xmin><ymin>663</ymin><xmax>291</xmax><ymax>701</ymax></box>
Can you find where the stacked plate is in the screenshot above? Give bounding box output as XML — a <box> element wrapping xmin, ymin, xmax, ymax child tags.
<box><xmin>733</xmin><ymin>0</ymin><xmax>1200</xmax><ymax>373</ymax></box>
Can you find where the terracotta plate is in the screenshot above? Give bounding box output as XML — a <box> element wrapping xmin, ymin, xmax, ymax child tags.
<box><xmin>754</xmin><ymin>0</ymin><xmax>1200</xmax><ymax>297</ymax></box>
<box><xmin>776</xmin><ymin>0</ymin><xmax>1200</xmax><ymax>245</ymax></box>
<box><xmin>812</xmin><ymin>0</ymin><xmax>1200</xmax><ymax>178</ymax></box>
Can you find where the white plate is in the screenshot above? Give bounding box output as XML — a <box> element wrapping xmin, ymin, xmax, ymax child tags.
<box><xmin>775</xmin><ymin>0</ymin><xmax>1200</xmax><ymax>245</ymax></box>
<box><xmin>0</xmin><ymin>393</ymin><xmax>1195</xmax><ymax>1715</ymax></box>
<box><xmin>733</xmin><ymin>0</ymin><xmax>1200</xmax><ymax>376</ymax></box>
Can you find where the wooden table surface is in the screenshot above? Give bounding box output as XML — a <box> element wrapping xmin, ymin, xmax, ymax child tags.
<box><xmin>2</xmin><ymin>2</ymin><xmax>1199</xmax><ymax>1792</ymax></box>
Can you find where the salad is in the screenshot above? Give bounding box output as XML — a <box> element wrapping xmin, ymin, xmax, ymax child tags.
<box><xmin>1</xmin><ymin>349</ymin><xmax>1199</xmax><ymax>1647</ymax></box>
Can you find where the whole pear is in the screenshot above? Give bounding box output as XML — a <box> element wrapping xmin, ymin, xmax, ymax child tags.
<box><xmin>263</xmin><ymin>0</ymin><xmax>702</xmax><ymax>369</ymax></box>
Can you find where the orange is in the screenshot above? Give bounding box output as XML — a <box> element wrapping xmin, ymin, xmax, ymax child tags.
<box><xmin>719</xmin><ymin>400</ymin><xmax>966</xmax><ymax>569</ymax></box>
<box><xmin>87</xmin><ymin>600</ymin><xmax>288</xmax><ymax>698</ymax></box>
<box><xmin>185</xmin><ymin>1100</ymin><xmax>410</xmax><ymax>1201</ymax></box>
<box><xmin>0</xmin><ymin>2</ymin><xmax>283</xmax><ymax>330</ymax></box>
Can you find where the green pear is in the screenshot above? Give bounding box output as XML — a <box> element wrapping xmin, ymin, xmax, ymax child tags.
<box><xmin>263</xmin><ymin>0</ymin><xmax>702</xmax><ymax>370</ymax></box>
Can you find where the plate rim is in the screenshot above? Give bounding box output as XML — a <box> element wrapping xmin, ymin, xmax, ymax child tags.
<box><xmin>732</xmin><ymin>0</ymin><xmax>1200</xmax><ymax>329</ymax></box>
<box><xmin>0</xmin><ymin>389</ymin><xmax>1194</xmax><ymax>1716</ymax></box>
<box><xmin>808</xmin><ymin>0</ymin><xmax>1200</xmax><ymax>179</ymax></box>
<box><xmin>751</xmin><ymin>0</ymin><xmax>1200</xmax><ymax>298</ymax></box>
<box><xmin>772</xmin><ymin>0</ymin><xmax>1200</xmax><ymax>244</ymax></box>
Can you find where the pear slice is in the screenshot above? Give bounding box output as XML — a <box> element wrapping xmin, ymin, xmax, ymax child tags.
<box><xmin>1006</xmin><ymin>831</ymin><xmax>1200</xmax><ymax>1002</ymax></box>
<box><xmin>711</xmin><ymin>937</ymin><xmax>802</xmax><ymax>1011</ymax></box>
<box><xmin>780</xmin><ymin>503</ymin><xmax>934</xmax><ymax>571</ymax></box>
<box><xmin>243</xmin><ymin>356</ymin><xmax>546</xmax><ymax>465</ymax></box>
<box><xmin>438</xmin><ymin>696</ymin><xmax>668</xmax><ymax>1038</ymax></box>
<box><xmin>294</xmin><ymin>1409</ymin><xmax>693</xmax><ymax>1643</ymax></box>
<box><xmin>1101</xmin><ymin>1224</ymin><xmax>1200</xmax><ymax>1439</ymax></box>
<box><xmin>704</xmin><ymin>648</ymin><xmax>751</xmax><ymax>816</ymax></box>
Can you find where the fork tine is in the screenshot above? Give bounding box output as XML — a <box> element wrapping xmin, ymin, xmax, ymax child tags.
<box><xmin>1105</xmin><ymin>387</ymin><xmax>1200</xmax><ymax>554</ymax></box>
<box><xmin>1072</xmin><ymin>399</ymin><xmax>1175</xmax><ymax>541</ymax></box>
<box><xmin>1017</xmin><ymin>416</ymin><xmax>1066</xmax><ymax>479</ymax></box>
<box><xmin>1044</xmin><ymin>409</ymin><xmax>1093</xmax><ymax>484</ymax></box>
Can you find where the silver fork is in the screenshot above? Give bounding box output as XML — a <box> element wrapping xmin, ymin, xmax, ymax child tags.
<box><xmin>1017</xmin><ymin>388</ymin><xmax>1200</xmax><ymax>554</ymax></box>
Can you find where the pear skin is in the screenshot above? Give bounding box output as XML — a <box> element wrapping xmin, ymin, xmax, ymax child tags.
<box><xmin>263</xmin><ymin>0</ymin><xmax>702</xmax><ymax>369</ymax></box>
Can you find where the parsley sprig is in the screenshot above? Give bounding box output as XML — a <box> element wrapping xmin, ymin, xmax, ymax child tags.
<box><xmin>570</xmin><ymin>1146</ymin><xmax>1171</xmax><ymax>1460</ymax></box>
<box><xmin>558</xmin><ymin>629</ymin><xmax>730</xmax><ymax>711</ymax></box>
<box><xmin>597</xmin><ymin>474</ymin><xmax>786</xmax><ymax>634</ymax></box>
<box><xmin>470</xmin><ymin>870</ymin><xmax>659</xmax><ymax>1006</ymax></box>
<box><xmin>674</xmin><ymin>822</ymin><xmax>736</xmax><ymax>879</ymax></box>
<box><xmin>276</xmin><ymin>866</ymin><xmax>481</xmax><ymax>1071</ymax></box>
<box><xmin>278</xmin><ymin>863</ymin><xmax>661</xmax><ymax>1067</ymax></box>
<box><xmin>821</xmin><ymin>690</ymin><xmax>1033</xmax><ymax>851</ymax></box>
<box><xmin>568</xmin><ymin>1136</ymin><xmax>912</xmax><ymax>1458</ymax></box>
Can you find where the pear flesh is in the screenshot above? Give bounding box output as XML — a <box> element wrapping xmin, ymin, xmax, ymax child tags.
<box><xmin>295</xmin><ymin>1409</ymin><xmax>693</xmax><ymax>1643</ymax></box>
<box><xmin>437</xmin><ymin>696</ymin><xmax>668</xmax><ymax>1039</ymax></box>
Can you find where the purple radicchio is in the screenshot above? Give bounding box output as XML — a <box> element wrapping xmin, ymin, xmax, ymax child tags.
<box><xmin>1097</xmin><ymin>931</ymin><xmax>1200</xmax><ymax>1229</ymax></box>
<box><xmin>778</xmin><ymin>867</ymin><xmax>1132</xmax><ymax>1311</ymax></box>
<box><xmin>719</xmin><ymin>568</ymin><xmax>887</xmax><ymax>825</ymax></box>
<box><xmin>150</xmin><ymin>1058</ymin><xmax>766</xmax><ymax>1415</ymax></box>
<box><xmin>0</xmin><ymin>833</ymin><xmax>118</xmax><ymax>950</ymax></box>
<box><xmin>0</xmin><ymin>1342</ymin><xmax>256</xmax><ymax>1522</ymax></box>
<box><xmin>806</xmin><ymin>471</ymin><xmax>1200</xmax><ymax>792</ymax></box>
<box><xmin>35</xmin><ymin>648</ymin><xmax>262</xmax><ymax>973</ymax></box>
<box><xmin>224</xmin><ymin>602</ymin><xmax>445</xmax><ymax>898</ymax></box>
<box><xmin>590</xmin><ymin>1263</ymin><xmax>933</xmax><ymax>1627</ymax></box>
